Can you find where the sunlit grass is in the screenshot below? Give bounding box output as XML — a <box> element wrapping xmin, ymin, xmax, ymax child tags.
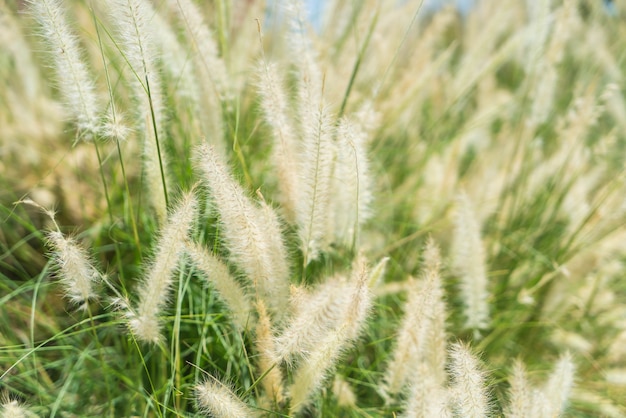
<box><xmin>1</xmin><ymin>0</ymin><xmax>626</xmax><ymax>416</ymax></box>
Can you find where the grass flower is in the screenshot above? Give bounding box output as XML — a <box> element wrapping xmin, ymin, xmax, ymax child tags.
<box><xmin>256</xmin><ymin>59</ymin><xmax>299</xmax><ymax>221</ymax></box>
<box><xmin>505</xmin><ymin>354</ymin><xmax>575</xmax><ymax>417</ymax></box>
<box><xmin>1</xmin><ymin>398</ymin><xmax>35</xmax><ymax>418</ymax></box>
<box><xmin>106</xmin><ymin>0</ymin><xmax>169</xmax><ymax>222</ymax></box>
<box><xmin>541</xmin><ymin>352</ymin><xmax>575</xmax><ymax>417</ymax></box>
<box><xmin>169</xmin><ymin>0</ymin><xmax>230</xmax><ymax>100</ymax></box>
<box><xmin>451</xmin><ymin>192</ymin><xmax>490</xmax><ymax>334</ymax></box>
<box><xmin>331</xmin><ymin>117</ymin><xmax>374</xmax><ymax>248</ymax></box>
<box><xmin>195</xmin><ymin>378</ymin><xmax>253</xmax><ymax>418</ymax></box>
<box><xmin>273</xmin><ymin>276</ymin><xmax>354</xmax><ymax>364</ymax></box>
<box><xmin>295</xmin><ymin>104</ymin><xmax>334</xmax><ymax>264</ymax></box>
<box><xmin>505</xmin><ymin>360</ymin><xmax>534</xmax><ymax>418</ymax></box>
<box><xmin>281</xmin><ymin>0</ymin><xmax>336</xmax><ymax>264</ymax></box>
<box><xmin>184</xmin><ymin>240</ymin><xmax>252</xmax><ymax>330</ymax></box>
<box><xmin>401</xmin><ymin>365</ymin><xmax>451</xmax><ymax>418</ymax></box>
<box><xmin>4</xmin><ymin>1</ymin><xmax>626</xmax><ymax>416</ymax></box>
<box><xmin>332</xmin><ymin>376</ymin><xmax>357</xmax><ymax>408</ymax></box>
<box><xmin>195</xmin><ymin>143</ymin><xmax>290</xmax><ymax>317</ymax></box>
<box><xmin>29</xmin><ymin>0</ymin><xmax>100</xmax><ymax>138</ymax></box>
<box><xmin>384</xmin><ymin>238</ymin><xmax>446</xmax><ymax>397</ymax></box>
<box><xmin>129</xmin><ymin>192</ymin><xmax>197</xmax><ymax>343</ymax></box>
<box><xmin>448</xmin><ymin>343</ymin><xmax>490</xmax><ymax>418</ymax></box>
<box><xmin>287</xmin><ymin>327</ymin><xmax>347</xmax><ymax>415</ymax></box>
<box><xmin>46</xmin><ymin>230</ymin><xmax>101</xmax><ymax>309</ymax></box>
<box><xmin>287</xmin><ymin>257</ymin><xmax>372</xmax><ymax>413</ymax></box>
<box><xmin>255</xmin><ymin>300</ymin><xmax>285</xmax><ymax>406</ymax></box>
<box><xmin>169</xmin><ymin>0</ymin><xmax>228</xmax><ymax>147</ymax></box>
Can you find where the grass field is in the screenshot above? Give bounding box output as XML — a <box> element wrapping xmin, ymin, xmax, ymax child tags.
<box><xmin>1</xmin><ymin>0</ymin><xmax>626</xmax><ymax>416</ymax></box>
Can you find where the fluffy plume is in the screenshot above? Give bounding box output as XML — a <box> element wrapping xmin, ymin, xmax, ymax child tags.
<box><xmin>106</xmin><ymin>0</ymin><xmax>169</xmax><ymax>222</ymax></box>
<box><xmin>129</xmin><ymin>192</ymin><xmax>197</xmax><ymax>343</ymax></box>
<box><xmin>384</xmin><ymin>238</ymin><xmax>447</xmax><ymax>397</ymax></box>
<box><xmin>540</xmin><ymin>352</ymin><xmax>575</xmax><ymax>417</ymax></box>
<box><xmin>256</xmin><ymin>60</ymin><xmax>299</xmax><ymax>221</ymax></box>
<box><xmin>195</xmin><ymin>144</ymin><xmax>290</xmax><ymax>317</ymax></box>
<box><xmin>255</xmin><ymin>300</ymin><xmax>285</xmax><ymax>406</ymax></box>
<box><xmin>448</xmin><ymin>343</ymin><xmax>490</xmax><ymax>418</ymax></box>
<box><xmin>506</xmin><ymin>354</ymin><xmax>575</xmax><ymax>417</ymax></box>
<box><xmin>274</xmin><ymin>258</ymin><xmax>371</xmax><ymax>364</ymax></box>
<box><xmin>368</xmin><ymin>256</ymin><xmax>390</xmax><ymax>289</ymax></box>
<box><xmin>295</xmin><ymin>104</ymin><xmax>335</xmax><ymax>264</ymax></box>
<box><xmin>451</xmin><ymin>192</ymin><xmax>490</xmax><ymax>333</ymax></box>
<box><xmin>331</xmin><ymin>117</ymin><xmax>374</xmax><ymax>248</ymax></box>
<box><xmin>332</xmin><ymin>376</ymin><xmax>357</xmax><ymax>408</ymax></box>
<box><xmin>343</xmin><ymin>256</ymin><xmax>374</xmax><ymax>339</ymax></box>
<box><xmin>282</xmin><ymin>0</ymin><xmax>335</xmax><ymax>263</ymax></box>
<box><xmin>1</xmin><ymin>399</ymin><xmax>34</xmax><ymax>418</ymax></box>
<box><xmin>398</xmin><ymin>241</ymin><xmax>449</xmax><ymax>416</ymax></box>
<box><xmin>195</xmin><ymin>378</ymin><xmax>253</xmax><ymax>418</ymax></box>
<box><xmin>150</xmin><ymin>9</ymin><xmax>200</xmax><ymax>105</ymax></box>
<box><xmin>401</xmin><ymin>363</ymin><xmax>452</xmax><ymax>418</ymax></box>
<box><xmin>284</xmin><ymin>0</ymin><xmax>323</xmax><ymax>120</ymax></box>
<box><xmin>184</xmin><ymin>240</ymin><xmax>252</xmax><ymax>330</ymax></box>
<box><xmin>422</xmin><ymin>239</ymin><xmax>448</xmax><ymax>386</ymax></box>
<box><xmin>169</xmin><ymin>0</ymin><xmax>228</xmax><ymax>148</ymax></box>
<box><xmin>524</xmin><ymin>0</ymin><xmax>553</xmax><ymax>72</ymax></box>
<box><xmin>46</xmin><ymin>230</ymin><xmax>101</xmax><ymax>308</ymax></box>
<box><xmin>505</xmin><ymin>360</ymin><xmax>534</xmax><ymax>418</ymax></box>
<box><xmin>286</xmin><ymin>258</ymin><xmax>372</xmax><ymax>414</ymax></box>
<box><xmin>274</xmin><ymin>277</ymin><xmax>354</xmax><ymax>364</ymax></box>
<box><xmin>29</xmin><ymin>0</ymin><xmax>99</xmax><ymax>138</ymax></box>
<box><xmin>288</xmin><ymin>328</ymin><xmax>347</xmax><ymax>415</ymax></box>
<box><xmin>168</xmin><ymin>0</ymin><xmax>230</xmax><ymax>100</ymax></box>
<box><xmin>256</xmin><ymin>196</ymin><xmax>291</xmax><ymax>297</ymax></box>
<box><xmin>383</xmin><ymin>278</ymin><xmax>428</xmax><ymax>396</ymax></box>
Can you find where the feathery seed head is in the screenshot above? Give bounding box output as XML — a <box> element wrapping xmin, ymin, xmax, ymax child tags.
<box><xmin>127</xmin><ymin>313</ymin><xmax>162</xmax><ymax>345</ymax></box>
<box><xmin>255</xmin><ymin>300</ymin><xmax>285</xmax><ymax>404</ymax></box>
<box><xmin>170</xmin><ymin>0</ymin><xmax>231</xmax><ymax>100</ymax></box>
<box><xmin>448</xmin><ymin>343</ymin><xmax>491</xmax><ymax>418</ymax></box>
<box><xmin>543</xmin><ymin>352</ymin><xmax>575</xmax><ymax>417</ymax></box>
<box><xmin>195</xmin><ymin>143</ymin><xmax>290</xmax><ymax>316</ymax></box>
<box><xmin>401</xmin><ymin>362</ymin><xmax>452</xmax><ymax>418</ymax></box>
<box><xmin>285</xmin><ymin>260</ymin><xmax>372</xmax><ymax>413</ymax></box>
<box><xmin>368</xmin><ymin>256</ymin><xmax>390</xmax><ymax>289</ymax></box>
<box><xmin>101</xmin><ymin>112</ymin><xmax>131</xmax><ymax>143</ymax></box>
<box><xmin>29</xmin><ymin>0</ymin><xmax>100</xmax><ymax>139</ymax></box>
<box><xmin>1</xmin><ymin>398</ymin><xmax>32</xmax><ymax>418</ymax></box>
<box><xmin>452</xmin><ymin>191</ymin><xmax>490</xmax><ymax>333</ymax></box>
<box><xmin>105</xmin><ymin>0</ymin><xmax>165</xmax><ymax>137</ymax></box>
<box><xmin>505</xmin><ymin>360</ymin><xmax>534</xmax><ymax>418</ymax></box>
<box><xmin>285</xmin><ymin>0</ymin><xmax>322</xmax><ymax>97</ymax></box>
<box><xmin>331</xmin><ymin>117</ymin><xmax>374</xmax><ymax>247</ymax></box>
<box><xmin>196</xmin><ymin>378</ymin><xmax>253</xmax><ymax>418</ymax></box>
<box><xmin>46</xmin><ymin>230</ymin><xmax>101</xmax><ymax>309</ymax></box>
<box><xmin>256</xmin><ymin>59</ymin><xmax>299</xmax><ymax>221</ymax></box>
<box><xmin>345</xmin><ymin>255</ymin><xmax>373</xmax><ymax>340</ymax></box>
<box><xmin>274</xmin><ymin>259</ymin><xmax>372</xmax><ymax>365</ymax></box>
<box><xmin>129</xmin><ymin>192</ymin><xmax>197</xmax><ymax>343</ymax></box>
<box><xmin>296</xmin><ymin>105</ymin><xmax>335</xmax><ymax>263</ymax></box>
<box><xmin>109</xmin><ymin>0</ymin><xmax>157</xmax><ymax>84</ymax></box>
<box><xmin>287</xmin><ymin>328</ymin><xmax>347</xmax><ymax>415</ymax></box>
<box><xmin>332</xmin><ymin>376</ymin><xmax>357</xmax><ymax>408</ymax></box>
<box><xmin>384</xmin><ymin>239</ymin><xmax>447</xmax><ymax>397</ymax></box>
<box><xmin>105</xmin><ymin>0</ymin><xmax>169</xmax><ymax>222</ymax></box>
<box><xmin>185</xmin><ymin>240</ymin><xmax>253</xmax><ymax>330</ymax></box>
<box><xmin>274</xmin><ymin>277</ymin><xmax>353</xmax><ymax>364</ymax></box>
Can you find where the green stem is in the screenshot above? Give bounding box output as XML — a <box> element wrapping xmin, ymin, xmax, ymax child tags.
<box><xmin>338</xmin><ymin>8</ymin><xmax>379</xmax><ymax>119</ymax></box>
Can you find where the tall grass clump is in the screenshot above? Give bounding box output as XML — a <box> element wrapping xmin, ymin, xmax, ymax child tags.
<box><xmin>2</xmin><ymin>0</ymin><xmax>626</xmax><ymax>416</ymax></box>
